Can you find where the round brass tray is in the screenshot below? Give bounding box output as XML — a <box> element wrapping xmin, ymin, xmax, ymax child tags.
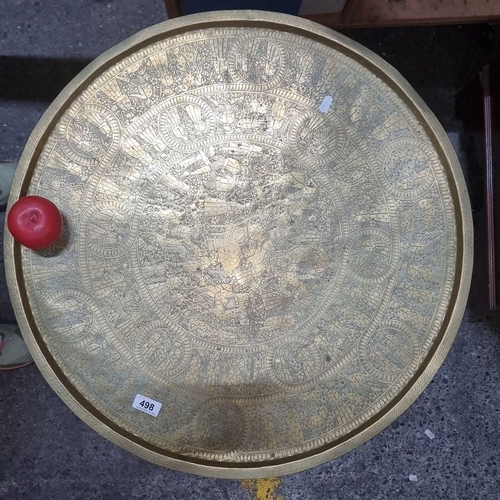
<box><xmin>5</xmin><ymin>11</ymin><xmax>472</xmax><ymax>478</ymax></box>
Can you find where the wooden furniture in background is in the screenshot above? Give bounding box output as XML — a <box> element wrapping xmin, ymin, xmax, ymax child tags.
<box><xmin>457</xmin><ymin>63</ymin><xmax>500</xmax><ymax>310</ymax></box>
<box><xmin>164</xmin><ymin>0</ymin><xmax>181</xmax><ymax>18</ymax></box>
<box><xmin>164</xmin><ymin>0</ymin><xmax>500</xmax><ymax>27</ymax></box>
<box><xmin>305</xmin><ymin>0</ymin><xmax>500</xmax><ymax>28</ymax></box>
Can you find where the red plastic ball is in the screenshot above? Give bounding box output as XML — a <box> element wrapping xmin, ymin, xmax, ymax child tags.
<box><xmin>7</xmin><ymin>196</ymin><xmax>62</xmax><ymax>249</ymax></box>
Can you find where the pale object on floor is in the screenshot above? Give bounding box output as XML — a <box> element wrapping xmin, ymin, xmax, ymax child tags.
<box><xmin>0</xmin><ymin>163</ymin><xmax>17</xmax><ymax>207</ymax></box>
<box><xmin>0</xmin><ymin>323</ymin><xmax>33</xmax><ymax>370</ymax></box>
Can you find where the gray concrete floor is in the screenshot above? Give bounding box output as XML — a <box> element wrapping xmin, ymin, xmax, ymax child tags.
<box><xmin>2</xmin><ymin>1</ymin><xmax>500</xmax><ymax>499</ymax></box>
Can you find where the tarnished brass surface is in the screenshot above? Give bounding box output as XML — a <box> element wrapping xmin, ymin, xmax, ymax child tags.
<box><xmin>4</xmin><ymin>11</ymin><xmax>472</xmax><ymax>478</ymax></box>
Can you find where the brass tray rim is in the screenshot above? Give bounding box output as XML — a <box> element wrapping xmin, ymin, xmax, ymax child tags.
<box><xmin>4</xmin><ymin>10</ymin><xmax>473</xmax><ymax>478</ymax></box>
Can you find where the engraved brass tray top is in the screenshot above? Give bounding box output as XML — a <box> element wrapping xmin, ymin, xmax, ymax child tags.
<box><xmin>5</xmin><ymin>11</ymin><xmax>472</xmax><ymax>478</ymax></box>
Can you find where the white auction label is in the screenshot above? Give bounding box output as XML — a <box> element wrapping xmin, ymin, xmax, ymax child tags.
<box><xmin>319</xmin><ymin>95</ymin><xmax>333</xmax><ymax>113</ymax></box>
<box><xmin>132</xmin><ymin>394</ymin><xmax>162</xmax><ymax>417</ymax></box>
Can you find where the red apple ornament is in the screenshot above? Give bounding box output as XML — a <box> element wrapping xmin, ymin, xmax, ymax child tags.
<box><xmin>7</xmin><ymin>196</ymin><xmax>62</xmax><ymax>249</ymax></box>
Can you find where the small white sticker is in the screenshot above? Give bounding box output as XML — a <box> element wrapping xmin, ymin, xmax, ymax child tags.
<box><xmin>132</xmin><ymin>394</ymin><xmax>162</xmax><ymax>417</ymax></box>
<box><xmin>425</xmin><ymin>429</ymin><xmax>435</xmax><ymax>440</ymax></box>
<box><xmin>409</xmin><ymin>474</ymin><xmax>418</xmax><ymax>482</ymax></box>
<box><xmin>319</xmin><ymin>95</ymin><xmax>333</xmax><ymax>113</ymax></box>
